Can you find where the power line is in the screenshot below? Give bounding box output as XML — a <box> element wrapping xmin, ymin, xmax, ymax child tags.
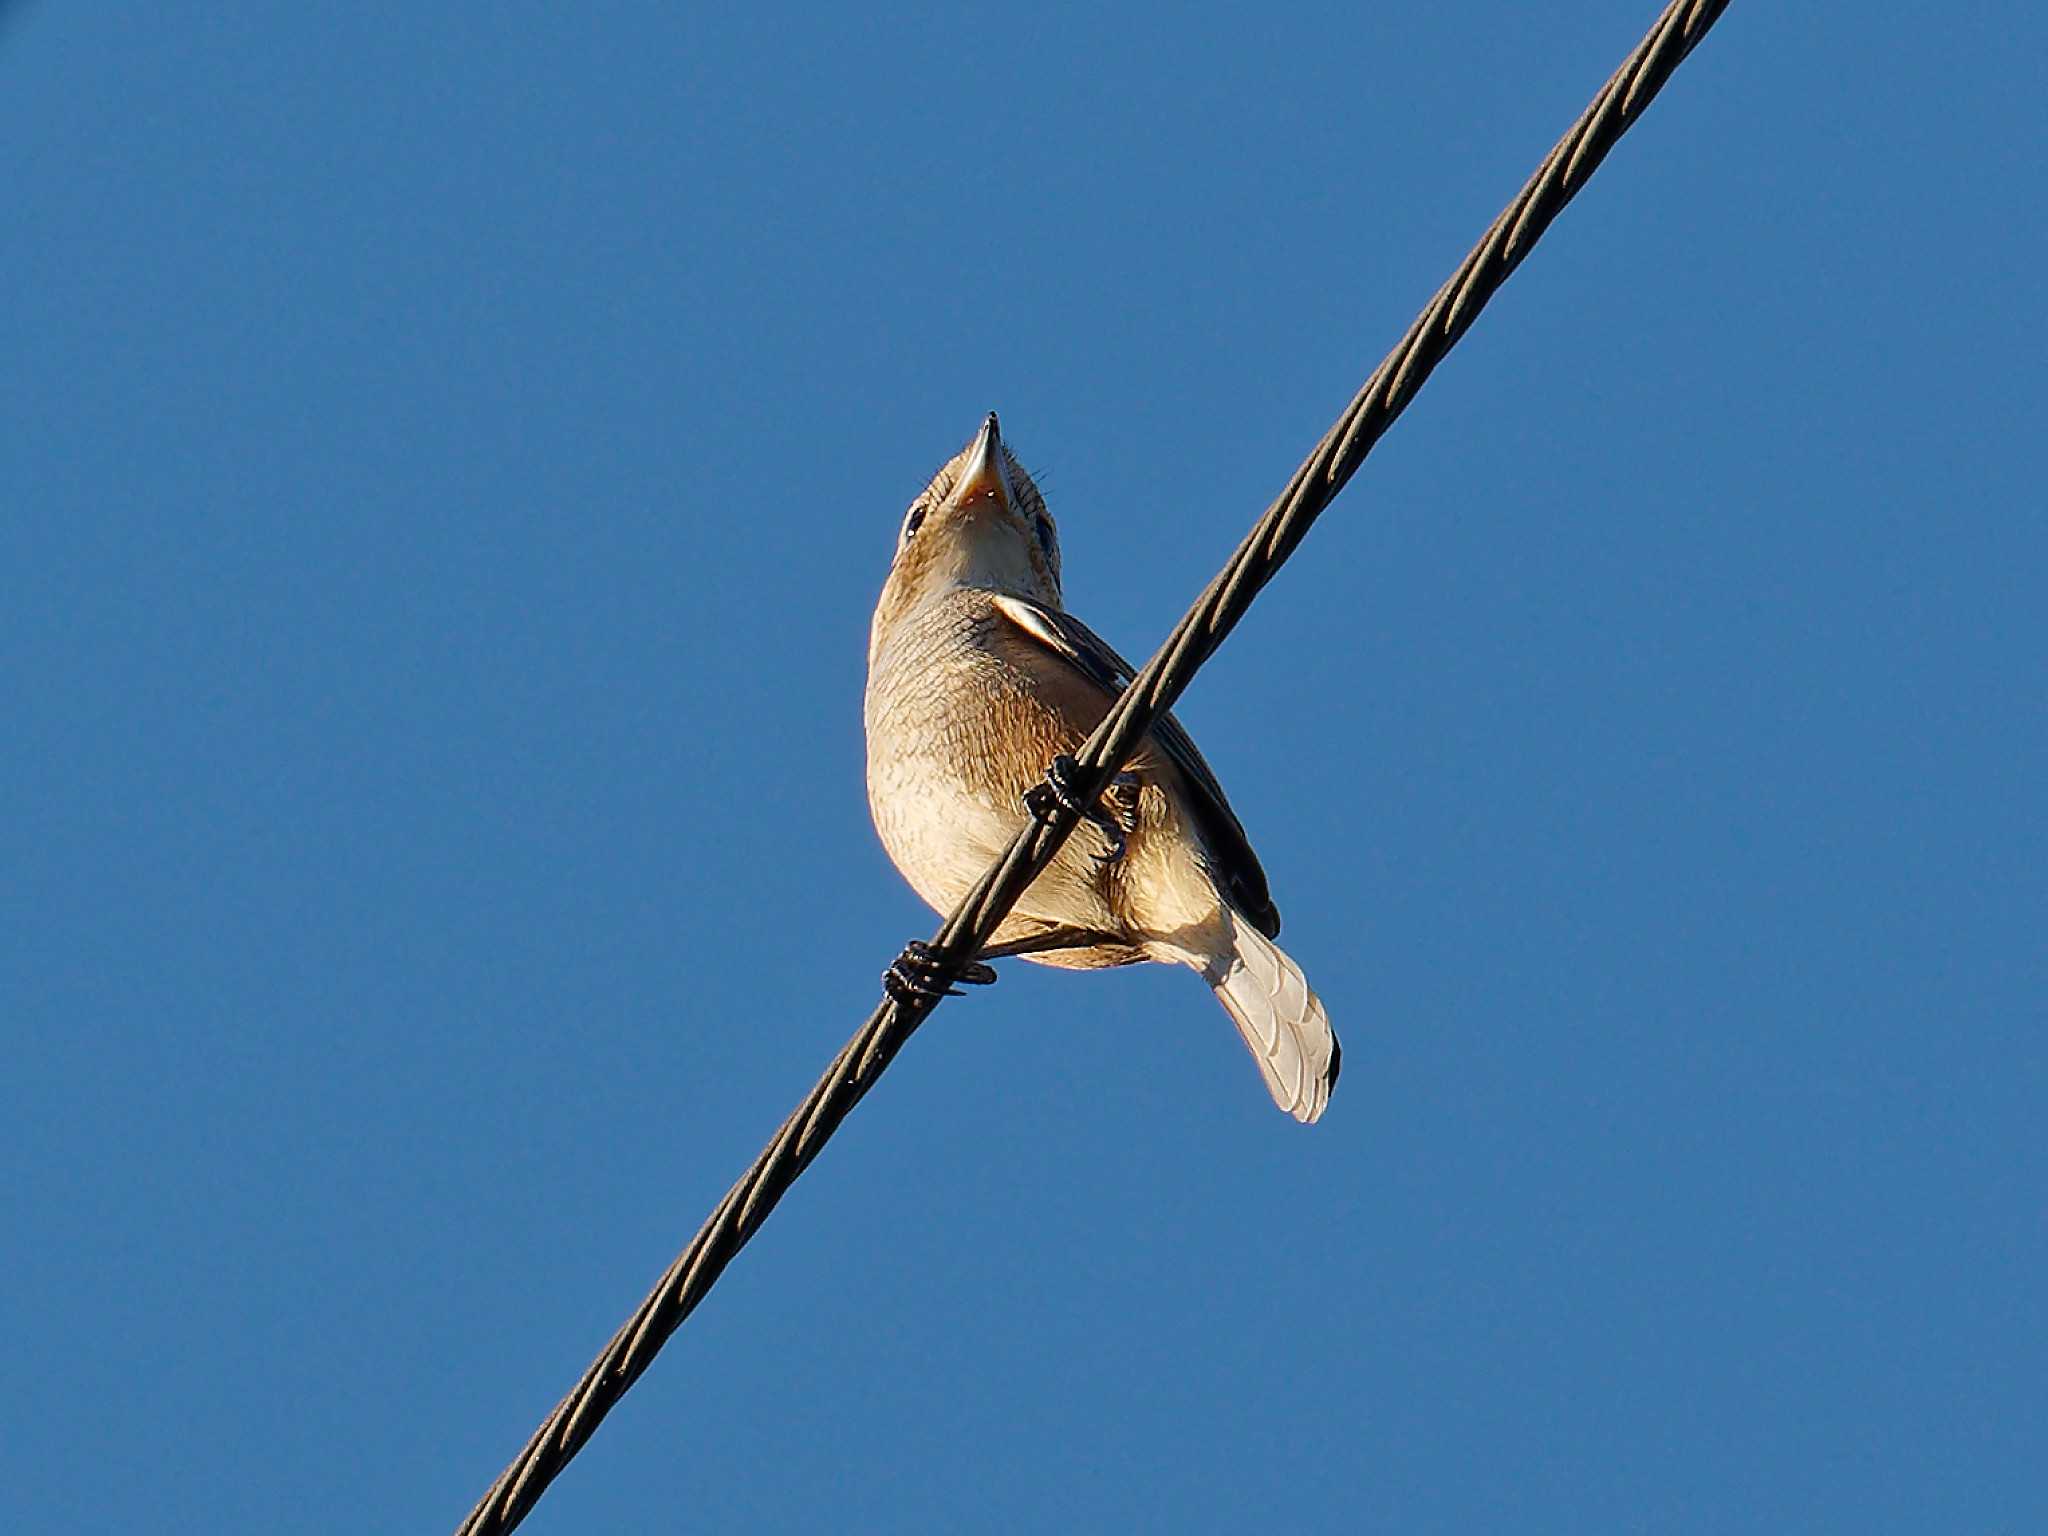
<box><xmin>454</xmin><ymin>4</ymin><xmax>1735</xmax><ymax>1530</ymax></box>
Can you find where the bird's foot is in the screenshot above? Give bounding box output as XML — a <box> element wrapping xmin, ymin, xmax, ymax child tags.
<box><xmin>1102</xmin><ymin>771</ymin><xmax>1141</xmax><ymax>862</ymax></box>
<box><xmin>883</xmin><ymin>939</ymin><xmax>998</xmax><ymax>1005</ymax></box>
<box><xmin>1023</xmin><ymin>754</ymin><xmax>1139</xmax><ymax>866</ymax></box>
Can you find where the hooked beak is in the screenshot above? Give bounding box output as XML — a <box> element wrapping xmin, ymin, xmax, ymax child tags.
<box><xmin>951</xmin><ymin>412</ymin><xmax>1014</xmax><ymax>511</ymax></box>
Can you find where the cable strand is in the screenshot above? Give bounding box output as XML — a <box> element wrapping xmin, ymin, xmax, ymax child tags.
<box><xmin>454</xmin><ymin>4</ymin><xmax>1732</xmax><ymax>1530</ymax></box>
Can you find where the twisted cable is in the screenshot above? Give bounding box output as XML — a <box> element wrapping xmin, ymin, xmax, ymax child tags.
<box><xmin>456</xmin><ymin>4</ymin><xmax>1733</xmax><ymax>1529</ymax></box>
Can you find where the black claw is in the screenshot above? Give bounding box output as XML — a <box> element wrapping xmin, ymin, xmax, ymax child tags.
<box><xmin>1099</xmin><ymin>771</ymin><xmax>1141</xmax><ymax>866</ymax></box>
<box><xmin>1023</xmin><ymin>753</ymin><xmax>1088</xmax><ymax>819</ymax></box>
<box><xmin>883</xmin><ymin>939</ymin><xmax>998</xmax><ymax>1005</ymax></box>
<box><xmin>1024</xmin><ymin>755</ymin><xmax>1137</xmax><ymax>867</ymax></box>
<box><xmin>1088</xmin><ymin>817</ymin><xmax>1127</xmax><ymax>868</ymax></box>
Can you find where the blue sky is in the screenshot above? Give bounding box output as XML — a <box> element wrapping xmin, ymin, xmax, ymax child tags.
<box><xmin>4</xmin><ymin>4</ymin><xmax>2042</xmax><ymax>1532</ymax></box>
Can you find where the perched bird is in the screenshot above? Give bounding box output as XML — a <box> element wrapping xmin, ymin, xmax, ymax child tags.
<box><xmin>864</xmin><ymin>413</ymin><xmax>1340</xmax><ymax>1123</ymax></box>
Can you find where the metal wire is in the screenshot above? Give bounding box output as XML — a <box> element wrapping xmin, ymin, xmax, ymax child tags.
<box><xmin>454</xmin><ymin>3</ymin><xmax>1734</xmax><ymax>1529</ymax></box>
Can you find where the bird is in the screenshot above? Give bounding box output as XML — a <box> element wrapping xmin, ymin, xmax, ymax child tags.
<box><xmin>864</xmin><ymin>412</ymin><xmax>1339</xmax><ymax>1123</ymax></box>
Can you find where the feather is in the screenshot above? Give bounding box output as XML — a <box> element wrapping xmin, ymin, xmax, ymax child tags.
<box><xmin>989</xmin><ymin>593</ymin><xmax>1281</xmax><ymax>936</ymax></box>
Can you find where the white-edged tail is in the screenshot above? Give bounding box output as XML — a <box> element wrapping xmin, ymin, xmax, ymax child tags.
<box><xmin>1205</xmin><ymin>907</ymin><xmax>1340</xmax><ymax>1123</ymax></box>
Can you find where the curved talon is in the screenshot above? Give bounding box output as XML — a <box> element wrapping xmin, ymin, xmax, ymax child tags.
<box><xmin>884</xmin><ymin>939</ymin><xmax>998</xmax><ymax>1005</ymax></box>
<box><xmin>1023</xmin><ymin>753</ymin><xmax>1086</xmax><ymax>820</ymax></box>
<box><xmin>1089</xmin><ymin>821</ymin><xmax>1127</xmax><ymax>868</ymax></box>
<box><xmin>1042</xmin><ymin>753</ymin><xmax>1090</xmax><ymax>813</ymax></box>
<box><xmin>1024</xmin><ymin>754</ymin><xmax>1138</xmax><ymax>867</ymax></box>
<box><xmin>1096</xmin><ymin>770</ymin><xmax>1140</xmax><ymax>866</ymax></box>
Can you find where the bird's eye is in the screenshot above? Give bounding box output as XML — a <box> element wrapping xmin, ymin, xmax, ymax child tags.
<box><xmin>901</xmin><ymin>505</ymin><xmax>927</xmax><ymax>544</ymax></box>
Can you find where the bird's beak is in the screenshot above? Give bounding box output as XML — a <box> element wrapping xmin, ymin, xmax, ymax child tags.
<box><xmin>951</xmin><ymin>412</ymin><xmax>1014</xmax><ymax>512</ymax></box>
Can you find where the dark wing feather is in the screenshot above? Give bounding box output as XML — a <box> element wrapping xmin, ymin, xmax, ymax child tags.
<box><xmin>990</xmin><ymin>594</ymin><xmax>1281</xmax><ymax>936</ymax></box>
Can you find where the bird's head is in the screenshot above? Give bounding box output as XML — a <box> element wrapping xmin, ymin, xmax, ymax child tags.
<box><xmin>878</xmin><ymin>414</ymin><xmax>1062</xmax><ymax>623</ymax></box>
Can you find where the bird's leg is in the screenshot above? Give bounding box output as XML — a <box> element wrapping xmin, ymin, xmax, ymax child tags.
<box><xmin>977</xmin><ymin>925</ymin><xmax>1127</xmax><ymax>961</ymax></box>
<box><xmin>1024</xmin><ymin>754</ymin><xmax>1141</xmax><ymax>866</ymax></box>
<box><xmin>883</xmin><ymin>939</ymin><xmax>998</xmax><ymax>1005</ymax></box>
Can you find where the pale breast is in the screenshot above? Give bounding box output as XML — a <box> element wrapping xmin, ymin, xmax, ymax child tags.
<box><xmin>864</xmin><ymin>591</ymin><xmax>1119</xmax><ymax>933</ymax></box>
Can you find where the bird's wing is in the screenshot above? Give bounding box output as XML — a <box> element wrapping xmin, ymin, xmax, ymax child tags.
<box><xmin>990</xmin><ymin>593</ymin><xmax>1280</xmax><ymax>936</ymax></box>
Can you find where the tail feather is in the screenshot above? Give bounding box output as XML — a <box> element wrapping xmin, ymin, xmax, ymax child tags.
<box><xmin>1206</xmin><ymin>907</ymin><xmax>1340</xmax><ymax>1123</ymax></box>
